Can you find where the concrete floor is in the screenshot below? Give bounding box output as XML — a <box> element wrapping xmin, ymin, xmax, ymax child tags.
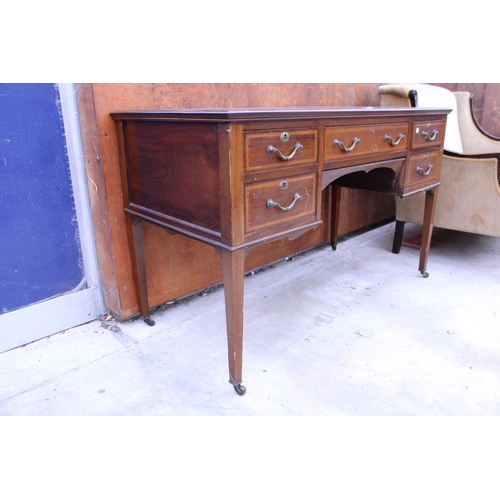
<box><xmin>1</xmin><ymin>222</ymin><xmax>499</xmax><ymax>416</ymax></box>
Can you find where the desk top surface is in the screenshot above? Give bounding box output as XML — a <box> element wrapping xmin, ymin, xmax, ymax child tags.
<box><xmin>110</xmin><ymin>106</ymin><xmax>451</xmax><ymax>122</ymax></box>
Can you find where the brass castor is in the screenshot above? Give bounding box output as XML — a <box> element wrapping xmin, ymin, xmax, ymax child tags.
<box><xmin>143</xmin><ymin>316</ymin><xmax>155</xmax><ymax>326</ymax></box>
<box><xmin>233</xmin><ymin>383</ymin><xmax>246</xmax><ymax>396</ymax></box>
<box><xmin>420</xmin><ymin>270</ymin><xmax>429</xmax><ymax>278</ymax></box>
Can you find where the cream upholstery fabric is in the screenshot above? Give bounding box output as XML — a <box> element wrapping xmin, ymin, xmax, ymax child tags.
<box><xmin>378</xmin><ymin>83</ymin><xmax>500</xmax><ymax>239</ymax></box>
<box><xmin>379</xmin><ymin>83</ymin><xmax>463</xmax><ymax>153</ymax></box>
<box><xmin>453</xmin><ymin>91</ymin><xmax>500</xmax><ymax>155</ymax></box>
<box><xmin>396</xmin><ymin>155</ymin><xmax>500</xmax><ymax>236</ymax></box>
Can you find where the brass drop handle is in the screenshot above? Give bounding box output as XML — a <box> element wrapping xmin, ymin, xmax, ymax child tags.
<box><xmin>416</xmin><ymin>163</ymin><xmax>434</xmax><ymax>176</ymax></box>
<box><xmin>333</xmin><ymin>137</ymin><xmax>361</xmax><ymax>152</ymax></box>
<box><xmin>267</xmin><ymin>142</ymin><xmax>303</xmax><ymax>161</ymax></box>
<box><xmin>422</xmin><ymin>129</ymin><xmax>439</xmax><ymax>141</ymax></box>
<box><xmin>384</xmin><ymin>133</ymin><xmax>405</xmax><ymax>146</ymax></box>
<box><xmin>267</xmin><ymin>192</ymin><xmax>302</xmax><ymax>212</ymax></box>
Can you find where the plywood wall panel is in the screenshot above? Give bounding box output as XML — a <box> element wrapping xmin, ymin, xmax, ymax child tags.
<box><xmin>481</xmin><ymin>84</ymin><xmax>500</xmax><ymax>138</ymax></box>
<box><xmin>435</xmin><ymin>83</ymin><xmax>500</xmax><ymax>137</ymax></box>
<box><xmin>76</xmin><ymin>84</ymin><xmax>121</xmax><ymax>313</ymax></box>
<box><xmin>78</xmin><ymin>83</ymin><xmax>398</xmax><ymax>318</ymax></box>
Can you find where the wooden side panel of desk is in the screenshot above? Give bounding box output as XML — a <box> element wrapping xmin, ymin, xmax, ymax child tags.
<box><xmin>111</xmin><ymin>107</ymin><xmax>449</xmax><ymax>394</ymax></box>
<box><xmin>125</xmin><ymin>121</ymin><xmax>222</xmax><ymax>233</ymax></box>
<box><xmin>78</xmin><ymin>83</ymin><xmax>393</xmax><ymax>318</ymax></box>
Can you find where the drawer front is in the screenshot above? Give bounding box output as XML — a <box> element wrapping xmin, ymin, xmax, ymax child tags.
<box><xmin>406</xmin><ymin>151</ymin><xmax>440</xmax><ymax>188</ymax></box>
<box><xmin>411</xmin><ymin>120</ymin><xmax>445</xmax><ymax>149</ymax></box>
<box><xmin>244</xmin><ymin>129</ymin><xmax>318</xmax><ymax>173</ymax></box>
<box><xmin>324</xmin><ymin>123</ymin><xmax>409</xmax><ymax>162</ymax></box>
<box><xmin>244</xmin><ymin>173</ymin><xmax>317</xmax><ymax>234</ymax></box>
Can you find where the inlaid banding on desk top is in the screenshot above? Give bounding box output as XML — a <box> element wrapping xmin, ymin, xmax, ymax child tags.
<box><xmin>110</xmin><ymin>107</ymin><xmax>452</xmax><ymax>122</ymax></box>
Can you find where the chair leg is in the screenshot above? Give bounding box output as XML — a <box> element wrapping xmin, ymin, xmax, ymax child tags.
<box><xmin>392</xmin><ymin>220</ymin><xmax>405</xmax><ymax>254</ymax></box>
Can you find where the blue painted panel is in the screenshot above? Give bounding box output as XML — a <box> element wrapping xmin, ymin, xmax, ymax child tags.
<box><xmin>0</xmin><ymin>84</ymin><xmax>84</xmax><ymax>313</ymax></box>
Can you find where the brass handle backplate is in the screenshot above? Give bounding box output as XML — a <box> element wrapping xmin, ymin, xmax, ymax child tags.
<box><xmin>333</xmin><ymin>137</ymin><xmax>361</xmax><ymax>152</ymax></box>
<box><xmin>416</xmin><ymin>163</ymin><xmax>434</xmax><ymax>176</ymax></box>
<box><xmin>266</xmin><ymin>192</ymin><xmax>302</xmax><ymax>212</ymax></box>
<box><xmin>421</xmin><ymin>129</ymin><xmax>439</xmax><ymax>141</ymax></box>
<box><xmin>267</xmin><ymin>142</ymin><xmax>303</xmax><ymax>161</ymax></box>
<box><xmin>384</xmin><ymin>133</ymin><xmax>405</xmax><ymax>146</ymax></box>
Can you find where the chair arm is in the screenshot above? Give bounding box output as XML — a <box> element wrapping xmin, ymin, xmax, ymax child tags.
<box><xmin>443</xmin><ymin>150</ymin><xmax>500</xmax><ymax>196</ymax></box>
<box><xmin>378</xmin><ymin>84</ymin><xmax>418</xmax><ymax>107</ymax></box>
<box><xmin>453</xmin><ymin>92</ymin><xmax>500</xmax><ymax>155</ymax></box>
<box><xmin>469</xmin><ymin>95</ymin><xmax>500</xmax><ymax>141</ymax></box>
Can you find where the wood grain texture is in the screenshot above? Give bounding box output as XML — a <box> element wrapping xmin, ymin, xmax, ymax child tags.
<box><xmin>78</xmin><ymin>83</ymin><xmax>451</xmax><ymax>318</ymax></box>
<box><xmin>125</xmin><ymin>121</ymin><xmax>222</xmax><ymax>232</ymax></box>
<box><xmin>244</xmin><ymin>173</ymin><xmax>318</xmax><ymax>236</ymax></box>
<box><xmin>435</xmin><ymin>83</ymin><xmax>500</xmax><ymax>137</ymax></box>
<box><xmin>76</xmin><ymin>84</ymin><xmax>120</xmax><ymax>313</ymax></box>
<box><xmin>481</xmin><ymin>85</ymin><xmax>500</xmax><ymax>138</ymax></box>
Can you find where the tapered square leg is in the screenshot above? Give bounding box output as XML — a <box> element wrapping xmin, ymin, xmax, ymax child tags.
<box><xmin>128</xmin><ymin>217</ymin><xmax>155</xmax><ymax>326</ymax></box>
<box><xmin>221</xmin><ymin>248</ymin><xmax>246</xmax><ymax>395</ymax></box>
<box><xmin>419</xmin><ymin>187</ymin><xmax>439</xmax><ymax>278</ymax></box>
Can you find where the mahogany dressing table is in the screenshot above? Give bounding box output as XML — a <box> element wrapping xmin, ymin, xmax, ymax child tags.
<box><xmin>111</xmin><ymin>107</ymin><xmax>450</xmax><ymax>395</ymax></box>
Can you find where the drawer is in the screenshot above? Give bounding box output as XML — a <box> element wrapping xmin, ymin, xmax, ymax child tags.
<box><xmin>406</xmin><ymin>151</ymin><xmax>440</xmax><ymax>188</ymax></box>
<box><xmin>244</xmin><ymin>173</ymin><xmax>317</xmax><ymax>234</ymax></box>
<box><xmin>411</xmin><ymin>120</ymin><xmax>445</xmax><ymax>149</ymax></box>
<box><xmin>244</xmin><ymin>129</ymin><xmax>318</xmax><ymax>173</ymax></box>
<box><xmin>324</xmin><ymin>123</ymin><xmax>409</xmax><ymax>162</ymax></box>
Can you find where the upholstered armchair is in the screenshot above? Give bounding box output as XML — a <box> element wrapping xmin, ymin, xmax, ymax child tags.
<box><xmin>378</xmin><ymin>83</ymin><xmax>500</xmax><ymax>254</ymax></box>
